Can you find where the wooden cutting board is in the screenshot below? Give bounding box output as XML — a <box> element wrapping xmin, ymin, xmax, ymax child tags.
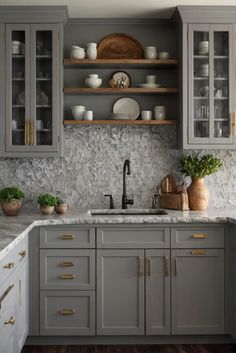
<box><xmin>97</xmin><ymin>33</ymin><xmax>144</xmax><ymax>59</ymax></box>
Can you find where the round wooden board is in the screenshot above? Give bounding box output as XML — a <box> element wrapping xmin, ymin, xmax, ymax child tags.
<box><xmin>97</xmin><ymin>33</ymin><xmax>144</xmax><ymax>59</ymax></box>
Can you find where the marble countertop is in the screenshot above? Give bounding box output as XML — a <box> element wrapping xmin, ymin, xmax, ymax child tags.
<box><xmin>0</xmin><ymin>208</ymin><xmax>236</xmax><ymax>261</ymax></box>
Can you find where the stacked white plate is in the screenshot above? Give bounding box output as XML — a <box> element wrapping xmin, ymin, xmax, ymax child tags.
<box><xmin>198</xmin><ymin>41</ymin><xmax>209</xmax><ymax>55</ymax></box>
<box><xmin>196</xmin><ymin>64</ymin><xmax>209</xmax><ymax>77</ymax></box>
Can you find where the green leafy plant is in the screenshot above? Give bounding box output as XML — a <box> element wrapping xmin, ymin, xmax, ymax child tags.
<box><xmin>37</xmin><ymin>193</ymin><xmax>57</xmax><ymax>207</ymax></box>
<box><xmin>179</xmin><ymin>154</ymin><xmax>223</xmax><ymax>179</ymax></box>
<box><xmin>0</xmin><ymin>186</ymin><xmax>24</xmax><ymax>202</ymax></box>
<box><xmin>55</xmin><ymin>197</ymin><xmax>64</xmax><ymax>206</ymax></box>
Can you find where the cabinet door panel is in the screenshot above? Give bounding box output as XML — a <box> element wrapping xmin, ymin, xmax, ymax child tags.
<box><xmin>146</xmin><ymin>249</ymin><xmax>171</xmax><ymax>335</ymax></box>
<box><xmin>97</xmin><ymin>249</ymin><xmax>144</xmax><ymax>335</ymax></box>
<box><xmin>172</xmin><ymin>249</ymin><xmax>224</xmax><ymax>335</ymax></box>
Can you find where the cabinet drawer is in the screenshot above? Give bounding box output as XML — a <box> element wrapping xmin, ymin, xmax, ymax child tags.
<box><xmin>40</xmin><ymin>249</ymin><xmax>95</xmax><ymax>290</ymax></box>
<box><xmin>40</xmin><ymin>291</ymin><xmax>95</xmax><ymax>336</ymax></box>
<box><xmin>97</xmin><ymin>226</ymin><xmax>170</xmax><ymax>248</ymax></box>
<box><xmin>171</xmin><ymin>226</ymin><xmax>224</xmax><ymax>248</ymax></box>
<box><xmin>40</xmin><ymin>226</ymin><xmax>95</xmax><ymax>248</ymax></box>
<box><xmin>0</xmin><ymin>236</ymin><xmax>28</xmax><ymax>289</ymax></box>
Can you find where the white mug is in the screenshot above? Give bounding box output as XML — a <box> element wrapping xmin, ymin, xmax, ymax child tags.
<box><xmin>159</xmin><ymin>52</ymin><xmax>169</xmax><ymax>60</ymax></box>
<box><xmin>154</xmin><ymin>106</ymin><xmax>166</xmax><ymax>120</ymax></box>
<box><xmin>83</xmin><ymin>110</ymin><xmax>93</xmax><ymax>121</ymax></box>
<box><xmin>146</xmin><ymin>75</ymin><xmax>156</xmax><ymax>84</ymax></box>
<box><xmin>144</xmin><ymin>46</ymin><xmax>157</xmax><ymax>59</ymax></box>
<box><xmin>141</xmin><ymin>110</ymin><xmax>152</xmax><ymax>120</ymax></box>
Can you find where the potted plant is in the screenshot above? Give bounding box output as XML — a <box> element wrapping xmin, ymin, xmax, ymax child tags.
<box><xmin>179</xmin><ymin>154</ymin><xmax>222</xmax><ymax>211</ymax></box>
<box><xmin>0</xmin><ymin>186</ymin><xmax>24</xmax><ymax>216</ymax></box>
<box><xmin>55</xmin><ymin>197</ymin><xmax>68</xmax><ymax>214</ymax></box>
<box><xmin>37</xmin><ymin>193</ymin><xmax>57</xmax><ymax>215</ymax></box>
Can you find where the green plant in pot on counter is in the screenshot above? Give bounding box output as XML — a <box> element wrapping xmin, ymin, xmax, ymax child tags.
<box><xmin>0</xmin><ymin>186</ymin><xmax>25</xmax><ymax>216</ymax></box>
<box><xmin>55</xmin><ymin>197</ymin><xmax>68</xmax><ymax>215</ymax></box>
<box><xmin>179</xmin><ymin>154</ymin><xmax>222</xmax><ymax>211</ymax></box>
<box><xmin>37</xmin><ymin>193</ymin><xmax>58</xmax><ymax>215</ymax></box>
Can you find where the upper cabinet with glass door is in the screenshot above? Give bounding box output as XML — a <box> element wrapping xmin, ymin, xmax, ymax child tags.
<box><xmin>0</xmin><ymin>6</ymin><xmax>67</xmax><ymax>157</ymax></box>
<box><xmin>175</xmin><ymin>6</ymin><xmax>236</xmax><ymax>149</ymax></box>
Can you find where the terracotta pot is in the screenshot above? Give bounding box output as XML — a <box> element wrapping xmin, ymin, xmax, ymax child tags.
<box><xmin>55</xmin><ymin>203</ymin><xmax>68</xmax><ymax>214</ymax></box>
<box><xmin>187</xmin><ymin>178</ymin><xmax>209</xmax><ymax>211</ymax></box>
<box><xmin>1</xmin><ymin>199</ymin><xmax>23</xmax><ymax>216</ymax></box>
<box><xmin>40</xmin><ymin>205</ymin><xmax>54</xmax><ymax>215</ymax></box>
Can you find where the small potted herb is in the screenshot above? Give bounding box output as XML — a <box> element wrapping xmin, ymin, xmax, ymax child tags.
<box><xmin>179</xmin><ymin>154</ymin><xmax>222</xmax><ymax>211</ymax></box>
<box><xmin>55</xmin><ymin>197</ymin><xmax>68</xmax><ymax>214</ymax></box>
<box><xmin>37</xmin><ymin>193</ymin><xmax>57</xmax><ymax>215</ymax></box>
<box><xmin>0</xmin><ymin>186</ymin><xmax>24</xmax><ymax>216</ymax></box>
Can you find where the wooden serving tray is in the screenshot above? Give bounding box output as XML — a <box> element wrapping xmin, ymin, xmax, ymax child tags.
<box><xmin>97</xmin><ymin>33</ymin><xmax>144</xmax><ymax>59</ymax></box>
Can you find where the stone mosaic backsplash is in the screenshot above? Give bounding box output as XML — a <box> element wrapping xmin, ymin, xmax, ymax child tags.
<box><xmin>0</xmin><ymin>125</ymin><xmax>235</xmax><ymax>210</ymax></box>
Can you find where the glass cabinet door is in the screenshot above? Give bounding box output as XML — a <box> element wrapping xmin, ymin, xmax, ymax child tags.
<box><xmin>5</xmin><ymin>24</ymin><xmax>31</xmax><ymax>152</ymax></box>
<box><xmin>30</xmin><ymin>24</ymin><xmax>59</xmax><ymax>152</ymax></box>
<box><xmin>189</xmin><ymin>24</ymin><xmax>233</xmax><ymax>146</ymax></box>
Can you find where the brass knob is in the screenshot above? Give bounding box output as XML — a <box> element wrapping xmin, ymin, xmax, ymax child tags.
<box><xmin>3</xmin><ymin>262</ymin><xmax>14</xmax><ymax>269</ymax></box>
<box><xmin>19</xmin><ymin>250</ymin><xmax>26</xmax><ymax>258</ymax></box>
<box><xmin>4</xmin><ymin>316</ymin><xmax>15</xmax><ymax>325</ymax></box>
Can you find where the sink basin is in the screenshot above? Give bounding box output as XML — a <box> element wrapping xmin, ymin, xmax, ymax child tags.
<box><xmin>89</xmin><ymin>209</ymin><xmax>168</xmax><ymax>216</ymax></box>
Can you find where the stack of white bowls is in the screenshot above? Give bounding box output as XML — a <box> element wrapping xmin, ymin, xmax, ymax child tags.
<box><xmin>197</xmin><ymin>64</ymin><xmax>209</xmax><ymax>77</ymax></box>
<box><xmin>12</xmin><ymin>41</ymin><xmax>21</xmax><ymax>55</ymax></box>
<box><xmin>85</xmin><ymin>74</ymin><xmax>102</xmax><ymax>88</ymax></box>
<box><xmin>198</xmin><ymin>41</ymin><xmax>209</xmax><ymax>55</ymax></box>
<box><xmin>70</xmin><ymin>46</ymin><xmax>86</xmax><ymax>59</ymax></box>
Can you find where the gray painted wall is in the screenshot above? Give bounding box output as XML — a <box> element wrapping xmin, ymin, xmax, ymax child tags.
<box><xmin>0</xmin><ymin>125</ymin><xmax>234</xmax><ymax>210</ymax></box>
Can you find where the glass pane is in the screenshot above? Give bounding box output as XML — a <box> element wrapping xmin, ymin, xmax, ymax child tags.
<box><xmin>214</xmin><ymin>31</ymin><xmax>229</xmax><ymax>138</ymax></box>
<box><xmin>11</xmin><ymin>30</ymin><xmax>26</xmax><ymax>145</ymax></box>
<box><xmin>193</xmin><ymin>31</ymin><xmax>210</xmax><ymax>138</ymax></box>
<box><xmin>35</xmin><ymin>30</ymin><xmax>52</xmax><ymax>146</ymax></box>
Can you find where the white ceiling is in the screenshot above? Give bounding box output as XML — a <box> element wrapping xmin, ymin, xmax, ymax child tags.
<box><xmin>1</xmin><ymin>0</ymin><xmax>236</xmax><ymax>18</ymax></box>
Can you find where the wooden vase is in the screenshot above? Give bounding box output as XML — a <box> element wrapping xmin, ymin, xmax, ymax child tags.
<box><xmin>187</xmin><ymin>178</ymin><xmax>209</xmax><ymax>211</ymax></box>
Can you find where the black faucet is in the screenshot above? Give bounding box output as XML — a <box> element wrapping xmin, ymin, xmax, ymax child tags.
<box><xmin>122</xmin><ymin>159</ymin><xmax>134</xmax><ymax>209</ymax></box>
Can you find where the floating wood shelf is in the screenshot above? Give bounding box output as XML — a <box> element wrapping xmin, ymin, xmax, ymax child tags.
<box><xmin>64</xmin><ymin>119</ymin><xmax>177</xmax><ymax>126</ymax></box>
<box><xmin>64</xmin><ymin>87</ymin><xmax>178</xmax><ymax>95</ymax></box>
<box><xmin>64</xmin><ymin>58</ymin><xmax>178</xmax><ymax>68</ymax></box>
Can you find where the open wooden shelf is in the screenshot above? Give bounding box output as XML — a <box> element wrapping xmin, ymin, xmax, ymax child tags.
<box><xmin>64</xmin><ymin>58</ymin><xmax>178</xmax><ymax>68</ymax></box>
<box><xmin>64</xmin><ymin>87</ymin><xmax>178</xmax><ymax>95</ymax></box>
<box><xmin>64</xmin><ymin>119</ymin><xmax>177</xmax><ymax>126</ymax></box>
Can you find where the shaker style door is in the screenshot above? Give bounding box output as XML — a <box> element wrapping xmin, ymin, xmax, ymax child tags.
<box><xmin>5</xmin><ymin>24</ymin><xmax>32</xmax><ymax>153</ymax></box>
<box><xmin>30</xmin><ymin>24</ymin><xmax>60</xmax><ymax>153</ymax></box>
<box><xmin>97</xmin><ymin>249</ymin><xmax>145</xmax><ymax>335</ymax></box>
<box><xmin>188</xmin><ymin>24</ymin><xmax>234</xmax><ymax>146</ymax></box>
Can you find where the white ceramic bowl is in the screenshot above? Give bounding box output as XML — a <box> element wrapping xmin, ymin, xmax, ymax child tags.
<box><xmin>71</xmin><ymin>48</ymin><xmax>86</xmax><ymax>60</ymax></box>
<box><xmin>85</xmin><ymin>77</ymin><xmax>102</xmax><ymax>88</ymax></box>
<box><xmin>71</xmin><ymin>105</ymin><xmax>85</xmax><ymax>119</ymax></box>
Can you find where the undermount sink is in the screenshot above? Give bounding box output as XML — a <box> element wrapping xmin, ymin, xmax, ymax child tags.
<box><xmin>88</xmin><ymin>209</ymin><xmax>168</xmax><ymax>216</ymax></box>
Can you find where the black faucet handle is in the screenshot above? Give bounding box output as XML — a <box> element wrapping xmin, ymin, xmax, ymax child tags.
<box><xmin>104</xmin><ymin>194</ymin><xmax>115</xmax><ymax>209</ymax></box>
<box><xmin>126</xmin><ymin>198</ymin><xmax>134</xmax><ymax>206</ymax></box>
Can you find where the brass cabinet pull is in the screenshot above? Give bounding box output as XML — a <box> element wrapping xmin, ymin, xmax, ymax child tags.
<box><xmin>192</xmin><ymin>233</ymin><xmax>207</xmax><ymax>239</ymax></box>
<box><xmin>4</xmin><ymin>316</ymin><xmax>15</xmax><ymax>326</ymax></box>
<box><xmin>191</xmin><ymin>250</ymin><xmax>206</xmax><ymax>256</ymax></box>
<box><xmin>147</xmin><ymin>256</ymin><xmax>151</xmax><ymax>276</ymax></box>
<box><xmin>3</xmin><ymin>262</ymin><xmax>14</xmax><ymax>269</ymax></box>
<box><xmin>138</xmin><ymin>256</ymin><xmax>143</xmax><ymax>277</ymax></box>
<box><xmin>0</xmin><ymin>284</ymin><xmax>14</xmax><ymax>309</ymax></box>
<box><xmin>174</xmin><ymin>257</ymin><xmax>177</xmax><ymax>276</ymax></box>
<box><xmin>60</xmin><ymin>234</ymin><xmax>75</xmax><ymax>240</ymax></box>
<box><xmin>59</xmin><ymin>274</ymin><xmax>75</xmax><ymax>279</ymax></box>
<box><xmin>19</xmin><ymin>250</ymin><xmax>26</xmax><ymax>258</ymax></box>
<box><xmin>59</xmin><ymin>309</ymin><xmax>75</xmax><ymax>315</ymax></box>
<box><xmin>230</xmin><ymin>112</ymin><xmax>236</xmax><ymax>137</ymax></box>
<box><xmin>164</xmin><ymin>256</ymin><xmax>169</xmax><ymax>277</ymax></box>
<box><xmin>59</xmin><ymin>261</ymin><xmax>75</xmax><ymax>267</ymax></box>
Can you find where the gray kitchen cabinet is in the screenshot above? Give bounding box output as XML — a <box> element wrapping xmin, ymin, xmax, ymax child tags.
<box><xmin>146</xmin><ymin>249</ymin><xmax>171</xmax><ymax>335</ymax></box>
<box><xmin>0</xmin><ymin>6</ymin><xmax>67</xmax><ymax>157</ymax></box>
<box><xmin>175</xmin><ymin>6</ymin><xmax>236</xmax><ymax>149</ymax></box>
<box><xmin>0</xmin><ymin>237</ymin><xmax>29</xmax><ymax>353</ymax></box>
<box><xmin>97</xmin><ymin>249</ymin><xmax>145</xmax><ymax>335</ymax></box>
<box><xmin>171</xmin><ymin>248</ymin><xmax>224</xmax><ymax>335</ymax></box>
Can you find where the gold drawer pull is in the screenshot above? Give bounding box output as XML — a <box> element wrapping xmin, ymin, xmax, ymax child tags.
<box><xmin>3</xmin><ymin>262</ymin><xmax>14</xmax><ymax>269</ymax></box>
<box><xmin>19</xmin><ymin>250</ymin><xmax>26</xmax><ymax>258</ymax></box>
<box><xmin>59</xmin><ymin>274</ymin><xmax>75</xmax><ymax>279</ymax></box>
<box><xmin>191</xmin><ymin>250</ymin><xmax>206</xmax><ymax>256</ymax></box>
<box><xmin>59</xmin><ymin>261</ymin><xmax>75</xmax><ymax>267</ymax></box>
<box><xmin>4</xmin><ymin>316</ymin><xmax>15</xmax><ymax>326</ymax></box>
<box><xmin>192</xmin><ymin>233</ymin><xmax>207</xmax><ymax>239</ymax></box>
<box><xmin>0</xmin><ymin>284</ymin><xmax>14</xmax><ymax>309</ymax></box>
<box><xmin>59</xmin><ymin>309</ymin><xmax>75</xmax><ymax>315</ymax></box>
<box><xmin>60</xmin><ymin>234</ymin><xmax>75</xmax><ymax>240</ymax></box>
<box><xmin>164</xmin><ymin>256</ymin><xmax>169</xmax><ymax>277</ymax></box>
